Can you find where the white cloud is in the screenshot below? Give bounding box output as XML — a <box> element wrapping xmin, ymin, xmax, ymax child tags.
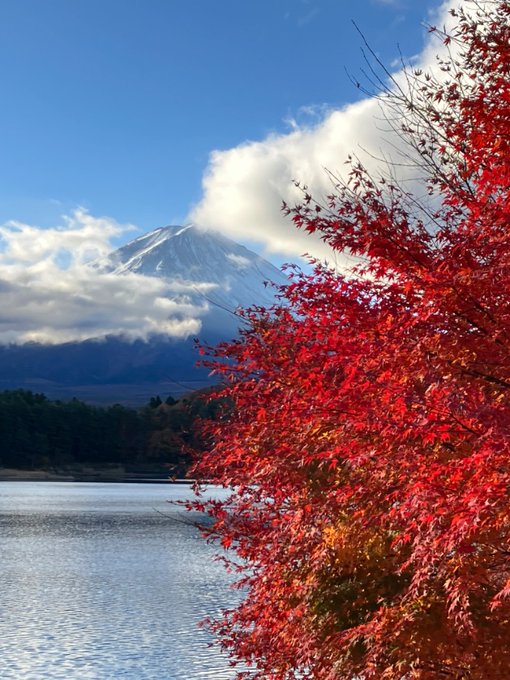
<box><xmin>0</xmin><ymin>209</ymin><xmax>207</xmax><ymax>344</ymax></box>
<box><xmin>226</xmin><ymin>253</ymin><xmax>250</xmax><ymax>269</ymax></box>
<box><xmin>0</xmin><ymin>208</ymin><xmax>133</xmax><ymax>266</ymax></box>
<box><xmin>190</xmin><ymin>0</ymin><xmax>461</xmax><ymax>261</ymax></box>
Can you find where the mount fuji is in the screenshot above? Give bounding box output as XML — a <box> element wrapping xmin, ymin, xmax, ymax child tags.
<box><xmin>97</xmin><ymin>224</ymin><xmax>288</xmax><ymax>338</ymax></box>
<box><xmin>0</xmin><ymin>225</ymin><xmax>288</xmax><ymax>404</ymax></box>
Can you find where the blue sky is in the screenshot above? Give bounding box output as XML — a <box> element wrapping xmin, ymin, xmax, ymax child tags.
<box><xmin>0</xmin><ymin>0</ymin><xmax>443</xmax><ymax>232</ymax></box>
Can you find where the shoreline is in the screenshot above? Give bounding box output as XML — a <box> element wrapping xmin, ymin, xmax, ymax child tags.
<box><xmin>0</xmin><ymin>467</ymin><xmax>192</xmax><ymax>483</ymax></box>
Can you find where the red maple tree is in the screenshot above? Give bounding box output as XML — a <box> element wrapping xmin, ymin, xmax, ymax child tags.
<box><xmin>189</xmin><ymin>2</ymin><xmax>510</xmax><ymax>677</ymax></box>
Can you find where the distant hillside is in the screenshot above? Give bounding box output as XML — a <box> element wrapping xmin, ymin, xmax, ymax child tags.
<box><xmin>0</xmin><ymin>335</ymin><xmax>214</xmax><ymax>405</ymax></box>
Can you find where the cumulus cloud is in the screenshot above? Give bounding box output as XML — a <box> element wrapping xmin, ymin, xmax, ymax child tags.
<box><xmin>0</xmin><ymin>209</ymin><xmax>207</xmax><ymax>344</ymax></box>
<box><xmin>0</xmin><ymin>209</ymin><xmax>131</xmax><ymax>267</ymax></box>
<box><xmin>190</xmin><ymin>0</ymin><xmax>460</xmax><ymax>261</ymax></box>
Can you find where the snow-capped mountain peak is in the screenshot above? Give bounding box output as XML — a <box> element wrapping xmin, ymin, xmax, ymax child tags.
<box><xmin>100</xmin><ymin>224</ymin><xmax>288</xmax><ymax>313</ymax></box>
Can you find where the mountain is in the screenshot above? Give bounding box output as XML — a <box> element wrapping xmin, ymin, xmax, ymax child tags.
<box><xmin>101</xmin><ymin>224</ymin><xmax>285</xmax><ymax>308</ymax></box>
<box><xmin>0</xmin><ymin>226</ymin><xmax>288</xmax><ymax>405</ymax></box>
<box><xmin>98</xmin><ymin>224</ymin><xmax>287</xmax><ymax>337</ymax></box>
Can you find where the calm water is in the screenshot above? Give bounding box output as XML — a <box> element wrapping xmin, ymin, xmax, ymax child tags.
<box><xmin>0</xmin><ymin>482</ymin><xmax>238</xmax><ymax>679</ymax></box>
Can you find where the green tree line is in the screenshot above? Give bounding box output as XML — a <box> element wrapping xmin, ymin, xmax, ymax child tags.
<box><xmin>0</xmin><ymin>389</ymin><xmax>215</xmax><ymax>476</ymax></box>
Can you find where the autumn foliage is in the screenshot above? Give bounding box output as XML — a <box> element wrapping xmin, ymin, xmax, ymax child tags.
<box><xmin>189</xmin><ymin>3</ymin><xmax>510</xmax><ymax>678</ymax></box>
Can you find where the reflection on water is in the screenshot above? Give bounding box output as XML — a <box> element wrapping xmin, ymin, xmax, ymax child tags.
<box><xmin>0</xmin><ymin>482</ymin><xmax>237</xmax><ymax>679</ymax></box>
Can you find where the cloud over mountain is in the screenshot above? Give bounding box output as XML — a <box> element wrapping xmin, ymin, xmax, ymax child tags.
<box><xmin>190</xmin><ymin>0</ymin><xmax>458</xmax><ymax>260</ymax></box>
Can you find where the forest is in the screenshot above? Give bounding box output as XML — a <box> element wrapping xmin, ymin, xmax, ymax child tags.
<box><xmin>0</xmin><ymin>388</ymin><xmax>214</xmax><ymax>478</ymax></box>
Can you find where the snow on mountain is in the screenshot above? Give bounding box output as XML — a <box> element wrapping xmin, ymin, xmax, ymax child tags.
<box><xmin>99</xmin><ymin>224</ymin><xmax>288</xmax><ymax>324</ymax></box>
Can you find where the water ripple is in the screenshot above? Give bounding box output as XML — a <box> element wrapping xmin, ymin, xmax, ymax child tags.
<box><xmin>0</xmin><ymin>482</ymin><xmax>239</xmax><ymax>679</ymax></box>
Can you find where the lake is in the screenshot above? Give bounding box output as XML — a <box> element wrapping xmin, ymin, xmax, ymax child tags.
<box><xmin>0</xmin><ymin>482</ymin><xmax>239</xmax><ymax>679</ymax></box>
